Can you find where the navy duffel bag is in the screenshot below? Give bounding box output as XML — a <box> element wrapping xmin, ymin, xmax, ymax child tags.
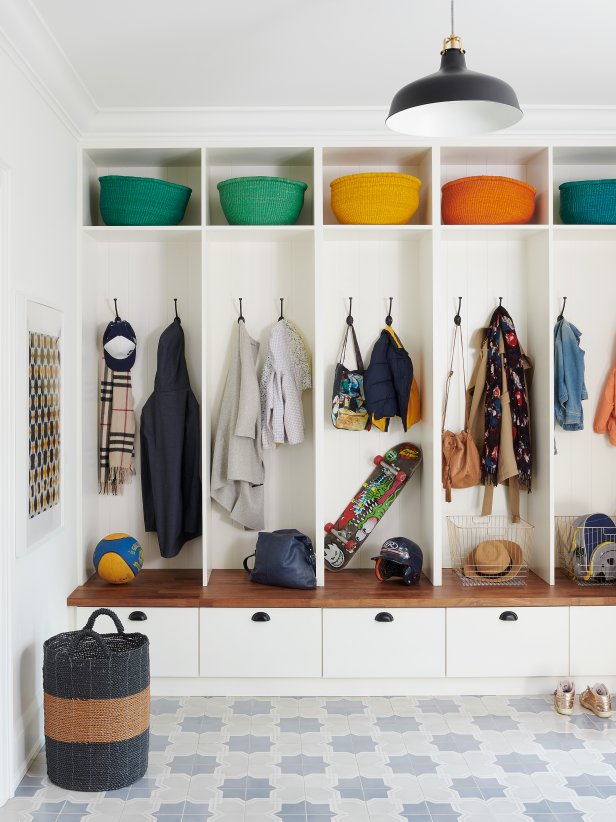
<box><xmin>243</xmin><ymin>529</ymin><xmax>317</xmax><ymax>589</ymax></box>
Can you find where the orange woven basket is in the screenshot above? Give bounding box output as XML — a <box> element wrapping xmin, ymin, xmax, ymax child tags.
<box><xmin>441</xmin><ymin>176</ymin><xmax>536</xmax><ymax>225</ymax></box>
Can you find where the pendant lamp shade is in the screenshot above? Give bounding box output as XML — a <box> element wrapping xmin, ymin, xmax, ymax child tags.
<box><xmin>386</xmin><ymin>41</ymin><xmax>523</xmax><ymax>137</ymax></box>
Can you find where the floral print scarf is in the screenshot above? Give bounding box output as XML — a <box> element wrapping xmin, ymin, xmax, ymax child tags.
<box><xmin>483</xmin><ymin>305</ymin><xmax>531</xmax><ymax>491</ymax></box>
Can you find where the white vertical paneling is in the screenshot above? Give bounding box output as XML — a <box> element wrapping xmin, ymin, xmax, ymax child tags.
<box><xmin>439</xmin><ymin>234</ymin><xmax>552</xmax><ymax>577</ymax></box>
<box><xmin>205</xmin><ymin>236</ymin><xmax>316</xmax><ymax>569</ymax></box>
<box><xmin>425</xmin><ymin>147</ymin><xmax>440</xmax><ymax>583</ymax></box>
<box><xmin>553</xmin><ymin>241</ymin><xmax>616</xmax><ymax>526</ymax></box>
<box><xmin>313</xmin><ymin>147</ymin><xmax>325</xmax><ymax>584</ymax></box>
<box><xmin>88</xmin><ymin>239</ymin><xmax>203</xmax><ymax>570</ymax></box>
<box><xmin>201</xmin><ymin>148</ymin><xmax>211</xmax><ymax>584</ymax></box>
<box><xmin>524</xmin><ymin>232</ymin><xmax>552</xmax><ymax>582</ymax></box>
<box><xmin>419</xmin><ymin>230</ymin><xmax>437</xmax><ymax>582</ymax></box>
<box><xmin>321</xmin><ymin>236</ymin><xmax>427</xmax><ymax>570</ymax></box>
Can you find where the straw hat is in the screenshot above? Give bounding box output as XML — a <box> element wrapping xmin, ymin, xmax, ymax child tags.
<box><xmin>463</xmin><ymin>539</ymin><xmax>524</xmax><ymax>582</ymax></box>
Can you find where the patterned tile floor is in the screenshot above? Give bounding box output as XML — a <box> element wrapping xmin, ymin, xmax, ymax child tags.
<box><xmin>3</xmin><ymin>694</ymin><xmax>616</xmax><ymax>821</ymax></box>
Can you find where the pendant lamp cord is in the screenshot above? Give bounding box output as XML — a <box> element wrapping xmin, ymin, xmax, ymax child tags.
<box><xmin>451</xmin><ymin>0</ymin><xmax>454</xmax><ymax>35</ymax></box>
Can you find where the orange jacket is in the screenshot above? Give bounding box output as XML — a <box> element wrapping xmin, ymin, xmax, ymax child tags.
<box><xmin>594</xmin><ymin>367</ymin><xmax>616</xmax><ymax>445</ymax></box>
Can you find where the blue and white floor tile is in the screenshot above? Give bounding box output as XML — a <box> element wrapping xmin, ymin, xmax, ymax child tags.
<box><xmin>3</xmin><ymin>695</ymin><xmax>616</xmax><ymax>820</ymax></box>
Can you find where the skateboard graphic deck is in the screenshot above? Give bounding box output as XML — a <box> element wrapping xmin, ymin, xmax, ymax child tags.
<box><xmin>324</xmin><ymin>442</ymin><xmax>422</xmax><ymax>571</ymax></box>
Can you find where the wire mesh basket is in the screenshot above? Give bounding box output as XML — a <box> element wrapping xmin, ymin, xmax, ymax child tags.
<box><xmin>556</xmin><ymin>514</ymin><xmax>616</xmax><ymax>585</ymax></box>
<box><xmin>447</xmin><ymin>515</ymin><xmax>534</xmax><ymax>586</ymax></box>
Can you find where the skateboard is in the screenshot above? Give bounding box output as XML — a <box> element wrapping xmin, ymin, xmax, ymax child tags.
<box><xmin>324</xmin><ymin>442</ymin><xmax>422</xmax><ymax>571</ymax></box>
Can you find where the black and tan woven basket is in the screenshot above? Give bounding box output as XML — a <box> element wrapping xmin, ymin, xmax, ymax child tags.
<box><xmin>43</xmin><ymin>608</ymin><xmax>150</xmax><ymax>791</ymax></box>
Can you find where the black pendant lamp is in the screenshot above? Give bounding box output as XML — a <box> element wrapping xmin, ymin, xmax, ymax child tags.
<box><xmin>386</xmin><ymin>0</ymin><xmax>522</xmax><ymax>136</ymax></box>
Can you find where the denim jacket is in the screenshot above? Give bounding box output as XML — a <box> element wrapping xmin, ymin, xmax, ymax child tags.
<box><xmin>554</xmin><ymin>318</ymin><xmax>587</xmax><ymax>431</ymax></box>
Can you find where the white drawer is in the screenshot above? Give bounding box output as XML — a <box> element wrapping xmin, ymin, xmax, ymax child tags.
<box><xmin>446</xmin><ymin>606</ymin><xmax>569</xmax><ymax>678</ymax></box>
<box><xmin>323</xmin><ymin>608</ymin><xmax>445</xmax><ymax>678</ymax></box>
<box><xmin>571</xmin><ymin>606</ymin><xmax>616</xmax><ymax>675</ymax></box>
<box><xmin>76</xmin><ymin>606</ymin><xmax>200</xmax><ymax>678</ymax></box>
<box><xmin>200</xmin><ymin>608</ymin><xmax>322</xmax><ymax>678</ymax></box>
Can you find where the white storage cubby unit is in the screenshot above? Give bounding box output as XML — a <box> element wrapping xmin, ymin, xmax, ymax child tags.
<box><xmin>552</xmin><ymin>147</ymin><xmax>616</xmax><ymax>538</ymax></box>
<box><xmin>78</xmin><ymin>141</ymin><xmax>616</xmax><ymax>591</ymax></box>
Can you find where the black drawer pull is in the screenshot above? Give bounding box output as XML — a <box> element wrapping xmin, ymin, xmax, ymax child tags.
<box><xmin>128</xmin><ymin>611</ymin><xmax>147</xmax><ymax>621</ymax></box>
<box><xmin>499</xmin><ymin>611</ymin><xmax>518</xmax><ymax>622</ymax></box>
<box><xmin>252</xmin><ymin>611</ymin><xmax>270</xmax><ymax>622</ymax></box>
<box><xmin>375</xmin><ymin>612</ymin><xmax>394</xmax><ymax>623</ymax></box>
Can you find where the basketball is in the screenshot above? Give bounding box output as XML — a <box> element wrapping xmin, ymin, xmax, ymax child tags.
<box><xmin>93</xmin><ymin>533</ymin><xmax>143</xmax><ymax>584</ymax></box>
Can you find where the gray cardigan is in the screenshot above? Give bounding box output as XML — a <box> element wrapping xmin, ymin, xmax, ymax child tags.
<box><xmin>210</xmin><ymin>321</ymin><xmax>264</xmax><ymax>530</ymax></box>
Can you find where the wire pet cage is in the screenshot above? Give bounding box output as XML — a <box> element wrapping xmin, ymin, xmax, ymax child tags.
<box><xmin>447</xmin><ymin>515</ymin><xmax>534</xmax><ymax>586</ymax></box>
<box><xmin>556</xmin><ymin>514</ymin><xmax>616</xmax><ymax>585</ymax></box>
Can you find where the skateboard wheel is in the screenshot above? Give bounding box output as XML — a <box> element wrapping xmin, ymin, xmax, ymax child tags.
<box><xmin>374</xmin><ymin>455</ymin><xmax>384</xmax><ymax>466</ymax></box>
<box><xmin>396</xmin><ymin>470</ymin><xmax>406</xmax><ymax>483</ymax></box>
<box><xmin>324</xmin><ymin>523</ymin><xmax>334</xmax><ymax>534</ymax></box>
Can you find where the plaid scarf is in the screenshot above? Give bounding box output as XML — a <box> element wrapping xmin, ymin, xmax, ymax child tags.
<box><xmin>99</xmin><ymin>356</ymin><xmax>135</xmax><ymax>494</ymax></box>
<box><xmin>483</xmin><ymin>305</ymin><xmax>531</xmax><ymax>491</ymax></box>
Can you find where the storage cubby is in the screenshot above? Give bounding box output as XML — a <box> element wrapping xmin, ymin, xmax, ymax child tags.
<box><xmin>204</xmin><ymin>233</ymin><xmax>316</xmax><ymax>579</ymax></box>
<box><xmin>437</xmin><ymin>230</ymin><xmax>553</xmax><ymax>583</ymax></box>
<box><xmin>69</xmin><ymin>138</ymin><xmax>616</xmax><ymax>695</ymax></box>
<box><xmin>82</xmin><ymin>147</ymin><xmax>202</xmax><ymax>227</ymax></box>
<box><xmin>75</xmin><ymin>140</ymin><xmax>616</xmax><ymax>596</ymax></box>
<box><xmin>80</xmin><ymin>231</ymin><xmax>203</xmax><ymax>578</ymax></box>
<box><xmin>205</xmin><ymin>147</ymin><xmax>314</xmax><ymax>226</ymax></box>
<box><xmin>322</xmin><ymin>147</ymin><xmax>433</xmax><ymax>226</ymax></box>
<box><xmin>440</xmin><ymin>146</ymin><xmax>550</xmax><ymax>225</ymax></box>
<box><xmin>553</xmin><ymin>237</ymin><xmax>616</xmax><ymax>520</ymax></box>
<box><xmin>320</xmin><ymin>231</ymin><xmax>436</xmax><ymax>579</ymax></box>
<box><xmin>553</xmin><ymin>146</ymin><xmax>616</xmax><ymax>227</ymax></box>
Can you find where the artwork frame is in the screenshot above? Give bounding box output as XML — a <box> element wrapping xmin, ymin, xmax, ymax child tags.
<box><xmin>15</xmin><ymin>297</ymin><xmax>64</xmax><ymax>557</ymax></box>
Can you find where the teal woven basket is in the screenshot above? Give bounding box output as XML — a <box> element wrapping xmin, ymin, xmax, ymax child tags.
<box><xmin>559</xmin><ymin>179</ymin><xmax>616</xmax><ymax>224</ymax></box>
<box><xmin>99</xmin><ymin>176</ymin><xmax>192</xmax><ymax>226</ymax></box>
<box><xmin>217</xmin><ymin>176</ymin><xmax>308</xmax><ymax>225</ymax></box>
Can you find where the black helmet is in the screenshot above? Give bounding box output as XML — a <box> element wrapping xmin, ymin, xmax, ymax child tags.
<box><xmin>371</xmin><ymin>537</ymin><xmax>423</xmax><ymax>585</ymax></box>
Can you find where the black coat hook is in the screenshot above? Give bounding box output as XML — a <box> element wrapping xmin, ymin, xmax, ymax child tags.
<box><xmin>238</xmin><ymin>297</ymin><xmax>245</xmax><ymax>323</ymax></box>
<box><xmin>346</xmin><ymin>297</ymin><xmax>354</xmax><ymax>326</ymax></box>
<box><xmin>499</xmin><ymin>297</ymin><xmax>503</xmax><ymax>308</ymax></box>
<box><xmin>173</xmin><ymin>298</ymin><xmax>180</xmax><ymax>321</ymax></box>
<box><xmin>454</xmin><ymin>297</ymin><xmax>462</xmax><ymax>326</ymax></box>
<box><xmin>385</xmin><ymin>297</ymin><xmax>393</xmax><ymax>326</ymax></box>
<box><xmin>557</xmin><ymin>296</ymin><xmax>567</xmax><ymax>322</ymax></box>
<box><xmin>278</xmin><ymin>298</ymin><xmax>284</xmax><ymax>321</ymax></box>
<box><xmin>113</xmin><ymin>298</ymin><xmax>121</xmax><ymax>322</ymax></box>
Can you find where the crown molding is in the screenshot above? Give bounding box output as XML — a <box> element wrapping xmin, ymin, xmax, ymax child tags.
<box><xmin>83</xmin><ymin>105</ymin><xmax>616</xmax><ymax>141</ymax></box>
<box><xmin>0</xmin><ymin>0</ymin><xmax>96</xmax><ymax>137</ymax></box>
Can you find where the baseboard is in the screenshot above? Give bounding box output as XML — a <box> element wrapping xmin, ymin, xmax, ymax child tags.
<box><xmin>149</xmin><ymin>675</ymin><xmax>616</xmax><ymax>698</ymax></box>
<box><xmin>11</xmin><ymin>699</ymin><xmax>43</xmax><ymax>795</ymax></box>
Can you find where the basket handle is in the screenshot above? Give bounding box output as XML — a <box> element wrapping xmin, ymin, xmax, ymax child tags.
<box><xmin>83</xmin><ymin>607</ymin><xmax>125</xmax><ymax>635</ymax></box>
<box><xmin>67</xmin><ymin>628</ymin><xmax>111</xmax><ymax>658</ymax></box>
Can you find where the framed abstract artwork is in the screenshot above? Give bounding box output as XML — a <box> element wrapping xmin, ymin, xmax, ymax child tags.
<box><xmin>16</xmin><ymin>298</ymin><xmax>63</xmax><ymax>556</ymax></box>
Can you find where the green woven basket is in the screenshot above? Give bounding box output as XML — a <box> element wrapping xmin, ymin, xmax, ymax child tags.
<box><xmin>99</xmin><ymin>175</ymin><xmax>192</xmax><ymax>226</ymax></box>
<box><xmin>559</xmin><ymin>179</ymin><xmax>616</xmax><ymax>224</ymax></box>
<box><xmin>217</xmin><ymin>176</ymin><xmax>308</xmax><ymax>225</ymax></box>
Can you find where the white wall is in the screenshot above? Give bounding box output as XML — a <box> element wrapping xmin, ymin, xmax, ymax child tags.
<box><xmin>0</xmin><ymin>44</ymin><xmax>78</xmax><ymax>792</ymax></box>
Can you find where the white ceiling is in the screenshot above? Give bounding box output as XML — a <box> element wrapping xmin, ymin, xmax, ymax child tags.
<box><xmin>30</xmin><ymin>0</ymin><xmax>616</xmax><ymax>110</ymax></box>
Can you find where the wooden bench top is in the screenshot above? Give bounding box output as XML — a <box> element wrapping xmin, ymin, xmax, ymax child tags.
<box><xmin>67</xmin><ymin>568</ymin><xmax>616</xmax><ymax>609</ymax></box>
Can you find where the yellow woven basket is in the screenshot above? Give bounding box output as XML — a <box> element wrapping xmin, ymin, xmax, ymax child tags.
<box><xmin>330</xmin><ymin>172</ymin><xmax>421</xmax><ymax>225</ymax></box>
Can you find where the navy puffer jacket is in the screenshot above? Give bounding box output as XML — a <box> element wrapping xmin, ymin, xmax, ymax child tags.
<box><xmin>364</xmin><ymin>327</ymin><xmax>413</xmax><ymax>431</ymax></box>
